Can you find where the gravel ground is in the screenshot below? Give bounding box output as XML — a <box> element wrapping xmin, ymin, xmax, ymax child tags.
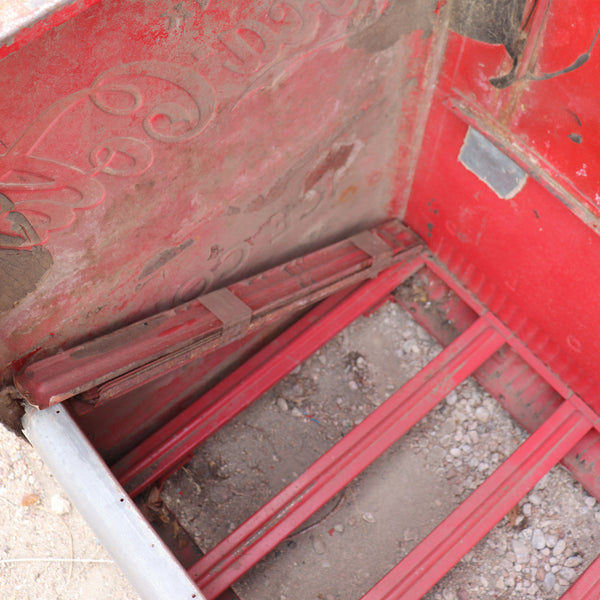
<box><xmin>0</xmin><ymin>425</ymin><xmax>138</xmax><ymax>600</ymax></box>
<box><xmin>1</xmin><ymin>295</ymin><xmax>599</xmax><ymax>599</ymax></box>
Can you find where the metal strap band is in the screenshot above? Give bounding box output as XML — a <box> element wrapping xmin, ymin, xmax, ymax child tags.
<box><xmin>198</xmin><ymin>288</ymin><xmax>252</xmax><ymax>343</ymax></box>
<box><xmin>350</xmin><ymin>230</ymin><xmax>394</xmax><ymax>278</ymax></box>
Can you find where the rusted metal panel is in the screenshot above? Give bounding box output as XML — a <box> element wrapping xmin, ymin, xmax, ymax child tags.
<box><xmin>0</xmin><ymin>0</ymin><xmax>435</xmax><ymax>381</ymax></box>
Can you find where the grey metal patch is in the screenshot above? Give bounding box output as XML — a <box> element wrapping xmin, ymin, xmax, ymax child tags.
<box><xmin>459</xmin><ymin>127</ymin><xmax>527</xmax><ymax>199</ymax></box>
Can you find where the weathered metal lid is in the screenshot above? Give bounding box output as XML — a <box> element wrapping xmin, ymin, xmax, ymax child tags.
<box><xmin>0</xmin><ymin>0</ymin><xmax>98</xmax><ymax>58</ymax></box>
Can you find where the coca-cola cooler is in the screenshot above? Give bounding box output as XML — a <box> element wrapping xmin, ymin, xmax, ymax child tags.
<box><xmin>3</xmin><ymin>1</ymin><xmax>600</xmax><ymax>598</ymax></box>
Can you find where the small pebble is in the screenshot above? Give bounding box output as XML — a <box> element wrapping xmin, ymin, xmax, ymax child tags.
<box><xmin>543</xmin><ymin>572</ymin><xmax>556</xmax><ymax>593</ymax></box>
<box><xmin>468</xmin><ymin>430</ymin><xmax>479</xmax><ymax>444</ymax></box>
<box><xmin>564</xmin><ymin>554</ymin><xmax>583</xmax><ymax>568</ymax></box>
<box><xmin>50</xmin><ymin>494</ymin><xmax>71</xmax><ymax>515</ymax></box>
<box><xmin>529</xmin><ymin>492</ymin><xmax>542</xmax><ymax>506</ymax></box>
<box><xmin>291</xmin><ymin>407</ymin><xmax>303</xmax><ymax>418</ymax></box>
<box><xmin>559</xmin><ymin>566</ymin><xmax>577</xmax><ymax>582</ymax></box>
<box><xmin>475</xmin><ymin>407</ymin><xmax>490</xmax><ymax>422</ymax></box>
<box><xmin>362</xmin><ymin>512</ymin><xmax>376</xmax><ymax>524</ymax></box>
<box><xmin>553</xmin><ymin>539</ymin><xmax>567</xmax><ymax>556</ymax></box>
<box><xmin>512</xmin><ymin>539</ymin><xmax>530</xmax><ymax>564</ymax></box>
<box><xmin>531</xmin><ymin>529</ymin><xmax>546</xmax><ymax>550</ymax></box>
<box><xmin>277</xmin><ymin>398</ymin><xmax>289</xmax><ymax>411</ymax></box>
<box><xmin>445</xmin><ymin>391</ymin><xmax>458</xmax><ymax>406</ymax></box>
<box><xmin>348</xmin><ymin>380</ymin><xmax>359</xmax><ymax>391</ymax></box>
<box><xmin>312</xmin><ymin>537</ymin><xmax>325</xmax><ymax>555</ymax></box>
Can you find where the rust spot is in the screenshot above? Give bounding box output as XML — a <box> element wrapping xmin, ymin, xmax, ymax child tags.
<box><xmin>348</xmin><ymin>0</ymin><xmax>437</xmax><ymax>52</ymax></box>
<box><xmin>305</xmin><ymin>144</ymin><xmax>354</xmax><ymax>193</ymax></box>
<box><xmin>338</xmin><ymin>185</ymin><xmax>358</xmax><ymax>204</ymax></box>
<box><xmin>0</xmin><ymin>246</ymin><xmax>53</xmax><ymax>313</ymax></box>
<box><xmin>139</xmin><ymin>239</ymin><xmax>194</xmax><ymax>279</ymax></box>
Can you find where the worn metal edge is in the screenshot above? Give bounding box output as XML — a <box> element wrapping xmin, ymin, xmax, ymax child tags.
<box><xmin>22</xmin><ymin>404</ymin><xmax>205</xmax><ymax>600</ymax></box>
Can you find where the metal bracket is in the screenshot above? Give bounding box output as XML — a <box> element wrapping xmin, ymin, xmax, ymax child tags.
<box><xmin>198</xmin><ymin>288</ymin><xmax>253</xmax><ymax>344</ymax></box>
<box><xmin>350</xmin><ymin>230</ymin><xmax>394</xmax><ymax>278</ymax></box>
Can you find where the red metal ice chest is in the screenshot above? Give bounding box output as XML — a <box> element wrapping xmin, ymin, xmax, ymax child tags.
<box><xmin>4</xmin><ymin>1</ymin><xmax>600</xmax><ymax>598</ymax></box>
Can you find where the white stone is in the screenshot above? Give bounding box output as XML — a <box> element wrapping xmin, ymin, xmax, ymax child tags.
<box><xmin>50</xmin><ymin>494</ymin><xmax>71</xmax><ymax>515</ymax></box>
<box><xmin>475</xmin><ymin>407</ymin><xmax>490</xmax><ymax>422</ymax></box>
<box><xmin>553</xmin><ymin>539</ymin><xmax>567</xmax><ymax>556</ymax></box>
<box><xmin>362</xmin><ymin>512</ymin><xmax>376</xmax><ymax>524</ymax></box>
<box><xmin>559</xmin><ymin>567</ymin><xmax>577</xmax><ymax>582</ymax></box>
<box><xmin>512</xmin><ymin>539</ymin><xmax>530</xmax><ymax>564</ymax></box>
<box><xmin>564</xmin><ymin>554</ymin><xmax>583</xmax><ymax>568</ymax></box>
<box><xmin>543</xmin><ymin>572</ymin><xmax>556</xmax><ymax>593</ymax></box>
<box><xmin>529</xmin><ymin>492</ymin><xmax>542</xmax><ymax>506</ymax></box>
<box><xmin>446</xmin><ymin>391</ymin><xmax>458</xmax><ymax>406</ymax></box>
<box><xmin>531</xmin><ymin>529</ymin><xmax>546</xmax><ymax>550</ymax></box>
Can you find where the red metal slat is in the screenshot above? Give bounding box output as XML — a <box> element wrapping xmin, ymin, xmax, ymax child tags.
<box><xmin>360</xmin><ymin>401</ymin><xmax>593</xmax><ymax>600</ymax></box>
<box><xmin>15</xmin><ymin>224</ymin><xmax>421</xmax><ymax>409</ymax></box>
<box><xmin>423</xmin><ymin>255</ymin><xmax>585</xmax><ymax>404</ymax></box>
<box><xmin>189</xmin><ymin>317</ymin><xmax>505</xmax><ymax>599</ymax></box>
<box><xmin>560</xmin><ymin>553</ymin><xmax>600</xmax><ymax>600</ymax></box>
<box><xmin>114</xmin><ymin>254</ymin><xmax>426</xmax><ymax>497</ymax></box>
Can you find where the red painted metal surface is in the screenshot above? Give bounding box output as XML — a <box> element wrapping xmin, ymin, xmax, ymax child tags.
<box><xmin>114</xmin><ymin>251</ymin><xmax>425</xmax><ymax>497</ymax></box>
<box><xmin>360</xmin><ymin>401</ymin><xmax>592</xmax><ymax>600</ymax></box>
<box><xmin>14</xmin><ymin>222</ymin><xmax>420</xmax><ymax>408</ymax></box>
<box><xmin>394</xmin><ymin>265</ymin><xmax>600</xmax><ymax>504</ymax></box>
<box><xmin>561</xmin><ymin>553</ymin><xmax>600</xmax><ymax>600</ymax></box>
<box><xmin>0</xmin><ymin>0</ymin><xmax>434</xmax><ymax>382</ymax></box>
<box><xmin>188</xmin><ymin>317</ymin><xmax>504</xmax><ymax>598</ymax></box>
<box><xmin>405</xmin><ymin>1</ymin><xmax>600</xmax><ymax>412</ymax></box>
<box><xmin>5</xmin><ymin>2</ymin><xmax>600</xmax><ymax>599</ymax></box>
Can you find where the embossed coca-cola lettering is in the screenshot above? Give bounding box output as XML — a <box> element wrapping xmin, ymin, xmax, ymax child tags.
<box><xmin>0</xmin><ymin>61</ymin><xmax>216</xmax><ymax>249</ymax></box>
<box><xmin>225</xmin><ymin>0</ymin><xmax>377</xmax><ymax>107</ymax></box>
<box><xmin>269</xmin><ymin>1</ymin><xmax>319</xmax><ymax>46</ymax></box>
<box><xmin>91</xmin><ymin>61</ymin><xmax>216</xmax><ymax>143</ymax></box>
<box><xmin>89</xmin><ymin>83</ymin><xmax>143</xmax><ymax>116</ymax></box>
<box><xmin>0</xmin><ymin>193</ymin><xmax>40</xmax><ymax>248</ymax></box>
<box><xmin>1</xmin><ymin>0</ymin><xmax>378</xmax><ymax>252</ymax></box>
<box><xmin>0</xmin><ymin>156</ymin><xmax>105</xmax><ymax>248</ymax></box>
<box><xmin>89</xmin><ymin>137</ymin><xmax>154</xmax><ymax>177</ymax></box>
<box><xmin>221</xmin><ymin>20</ymin><xmax>281</xmax><ymax>74</ymax></box>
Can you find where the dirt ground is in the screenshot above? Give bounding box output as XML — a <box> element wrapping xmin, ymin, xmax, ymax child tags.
<box><xmin>0</xmin><ymin>427</ymin><xmax>138</xmax><ymax>599</ymax></box>
<box><xmin>2</xmin><ymin>294</ymin><xmax>600</xmax><ymax>599</ymax></box>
